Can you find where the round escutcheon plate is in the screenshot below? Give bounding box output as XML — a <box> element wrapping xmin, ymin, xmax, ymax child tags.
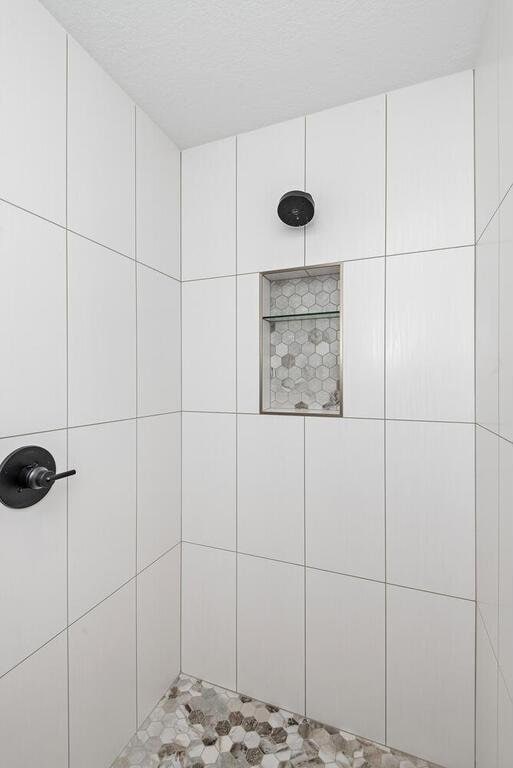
<box><xmin>0</xmin><ymin>446</ymin><xmax>56</xmax><ymax>509</ymax></box>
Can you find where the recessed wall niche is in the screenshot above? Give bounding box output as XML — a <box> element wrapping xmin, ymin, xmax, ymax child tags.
<box><xmin>260</xmin><ymin>264</ymin><xmax>342</xmax><ymax>416</ymax></box>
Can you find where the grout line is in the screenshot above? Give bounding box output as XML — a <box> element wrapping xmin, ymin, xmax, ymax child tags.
<box><xmin>476</xmin><ymin>422</ymin><xmax>513</xmax><ymax>447</ymax></box>
<box><xmin>234</xmin><ymin>134</ymin><xmax>239</xmax><ymax>692</ymax></box>
<box><xmin>0</xmin><ymin>627</ymin><xmax>69</xmax><ymax>683</ymax></box>
<box><xmin>472</xmin><ymin>69</ymin><xmax>477</xmax><ymax>766</ymax></box>
<box><xmin>178</xmin><ymin>411</ymin><xmax>477</xmax><ymax>426</ymax></box>
<box><xmin>179</xmin><ymin>146</ymin><xmax>184</xmax><ymax>675</ymax></box>
<box><xmin>0</xmin><ymin>195</ymin><xmax>66</xmax><ymax>231</ymax></box>
<box><xmin>303</xmin><ymin>416</ymin><xmax>307</xmax><ymax>717</ymax></box>
<box><xmin>134</xmin><ymin>104</ymin><xmax>139</xmax><ymax>729</ymax></box>
<box><xmin>65</xmin><ymin>33</ymin><xmax>71</xmax><ymax>768</ymax></box>
<box><xmin>383</xmin><ymin>91</ymin><xmax>388</xmax><ymax>745</ymax></box>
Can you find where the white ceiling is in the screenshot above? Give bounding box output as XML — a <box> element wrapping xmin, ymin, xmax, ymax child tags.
<box><xmin>40</xmin><ymin>0</ymin><xmax>488</xmax><ymax>149</ymax></box>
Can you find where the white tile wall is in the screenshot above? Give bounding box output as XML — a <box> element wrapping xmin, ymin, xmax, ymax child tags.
<box><xmin>499</xmin><ymin>438</ymin><xmax>513</xmax><ymax>697</ymax></box>
<box><xmin>476</xmin><ymin>613</ymin><xmax>498</xmax><ymax>768</ymax></box>
<box><xmin>0</xmin><ymin>429</ymin><xmax>67</xmax><ymax>677</ymax></box>
<box><xmin>342</xmin><ymin>257</ymin><xmax>384</xmax><ymax>418</ymax></box>
<box><xmin>306</xmin><ymin>569</ymin><xmax>385</xmax><ymax>743</ymax></box>
<box><xmin>386</xmin><ymin>421</ymin><xmax>475</xmax><ymax>599</ymax></box>
<box><xmin>237</xmin><ymin>118</ymin><xmax>305</xmax><ymax>274</ymax></box>
<box><xmin>68</xmin><ymin>233</ymin><xmax>136</xmax><ymax>426</ymax></box>
<box><xmin>476</xmin><ymin>426</ymin><xmax>500</xmax><ymax>648</ymax></box>
<box><xmin>182</xmin><ymin>413</ymin><xmax>236</xmax><ymax>550</ymax></box>
<box><xmin>68</xmin><ymin>582</ymin><xmax>136</xmax><ymax>768</ymax></box>
<box><xmin>237</xmin><ymin>273</ymin><xmax>260</xmax><ymax>413</ymax></box>
<box><xmin>182</xmin><ymin>544</ymin><xmax>236</xmax><ymax>689</ymax></box>
<box><xmin>0</xmin><ymin>0</ymin><xmax>66</xmax><ymax>225</ymax></box>
<box><xmin>498</xmin><ymin>0</ymin><xmax>513</xmax><ymax>199</ymax></box>
<box><xmin>0</xmin><ymin>632</ymin><xmax>68</xmax><ymax>768</ymax></box>
<box><xmin>238</xmin><ymin>555</ymin><xmax>304</xmax><ymax>714</ymax></box>
<box><xmin>387</xmin><ymin>586</ymin><xmax>475</xmax><ymax>768</ymax></box>
<box><xmin>136</xmin><ymin>108</ymin><xmax>180</xmax><ymax>278</ymax></box>
<box><xmin>68</xmin><ymin>420</ymin><xmax>136</xmax><ymax>622</ymax></box>
<box><xmin>68</xmin><ymin>38</ymin><xmax>135</xmax><ymax>257</ymax></box>
<box><xmin>182</xmin><ymin>277</ymin><xmax>236</xmax><ymax>412</ymax></box>
<box><xmin>137</xmin><ymin>547</ymin><xmax>181</xmax><ymax>723</ymax></box>
<box><xmin>387</xmin><ymin>71</ymin><xmax>474</xmax><ymax>255</ymax></box>
<box><xmin>137</xmin><ymin>265</ymin><xmax>181</xmax><ymax>416</ymax></box>
<box><xmin>305</xmin><ymin>418</ymin><xmax>384</xmax><ymax>581</ymax></box>
<box><xmin>498</xmin><ymin>674</ymin><xmax>513</xmax><ymax>768</ymax></box>
<box><xmin>386</xmin><ymin>246</ymin><xmax>474</xmax><ymax>422</ymax></box>
<box><xmin>137</xmin><ymin>413</ymin><xmax>181</xmax><ymax>571</ymax></box>
<box><xmin>476</xmin><ymin>213</ymin><xmax>500</xmax><ymax>433</ymax></box>
<box><xmin>238</xmin><ymin>414</ymin><xmax>304</xmax><ymax>564</ymax></box>
<box><xmin>306</xmin><ymin>96</ymin><xmax>385</xmax><ymax>263</ymax></box>
<box><xmin>182</xmin><ymin>137</ymin><xmax>236</xmax><ymax>280</ymax></box>
<box><xmin>499</xmin><ymin>188</ymin><xmax>513</xmax><ymax>442</ymax></box>
<box><xmin>0</xmin><ymin>202</ymin><xmax>67</xmax><ymax>438</ymax></box>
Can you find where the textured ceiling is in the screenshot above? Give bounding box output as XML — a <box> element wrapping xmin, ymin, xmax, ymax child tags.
<box><xmin>40</xmin><ymin>0</ymin><xmax>488</xmax><ymax>148</ymax></box>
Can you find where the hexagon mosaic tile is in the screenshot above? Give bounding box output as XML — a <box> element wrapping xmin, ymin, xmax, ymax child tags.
<box><xmin>111</xmin><ymin>675</ymin><xmax>443</xmax><ymax>768</ymax></box>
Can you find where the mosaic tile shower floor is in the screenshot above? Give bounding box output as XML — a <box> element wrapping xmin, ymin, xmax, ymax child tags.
<box><xmin>112</xmin><ymin>676</ymin><xmax>442</xmax><ymax>768</ymax></box>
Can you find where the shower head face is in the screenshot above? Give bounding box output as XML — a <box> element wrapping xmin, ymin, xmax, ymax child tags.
<box><xmin>277</xmin><ymin>190</ymin><xmax>315</xmax><ymax>227</ymax></box>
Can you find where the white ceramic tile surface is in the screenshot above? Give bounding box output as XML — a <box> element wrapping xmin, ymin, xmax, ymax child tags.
<box><xmin>0</xmin><ymin>0</ymin><xmax>66</xmax><ymax>224</ymax></box>
<box><xmin>386</xmin><ymin>247</ymin><xmax>474</xmax><ymax>422</ymax></box>
<box><xmin>386</xmin><ymin>421</ymin><xmax>475</xmax><ymax>599</ymax></box>
<box><xmin>498</xmin><ymin>673</ymin><xmax>513</xmax><ymax>768</ymax></box>
<box><xmin>237</xmin><ymin>118</ymin><xmax>305</xmax><ymax>274</ymax></box>
<box><xmin>476</xmin><ymin>426</ymin><xmax>500</xmax><ymax>649</ymax></box>
<box><xmin>182</xmin><ymin>413</ymin><xmax>236</xmax><ymax>550</ymax></box>
<box><xmin>181</xmin><ymin>544</ymin><xmax>236</xmax><ymax>690</ymax></box>
<box><xmin>499</xmin><ymin>188</ymin><xmax>513</xmax><ymax>442</ymax></box>
<box><xmin>499</xmin><ymin>437</ymin><xmax>513</xmax><ymax>697</ymax></box>
<box><xmin>238</xmin><ymin>414</ymin><xmax>304</xmax><ymax>564</ymax></box>
<box><xmin>137</xmin><ymin>265</ymin><xmax>181</xmax><ymax>416</ymax></box>
<box><xmin>238</xmin><ymin>555</ymin><xmax>304</xmax><ymax>714</ymax></box>
<box><xmin>0</xmin><ymin>202</ymin><xmax>66</xmax><ymax>438</ymax></box>
<box><xmin>499</xmin><ymin>0</ymin><xmax>513</xmax><ymax>199</ymax></box>
<box><xmin>306</xmin><ymin>569</ymin><xmax>385</xmax><ymax>743</ymax></box>
<box><xmin>137</xmin><ymin>413</ymin><xmax>181</xmax><ymax>571</ymax></box>
<box><xmin>68</xmin><ymin>233</ymin><xmax>136</xmax><ymax>426</ymax></box>
<box><xmin>0</xmin><ymin>633</ymin><xmax>68</xmax><ymax>768</ymax></box>
<box><xmin>387</xmin><ymin>585</ymin><xmax>475</xmax><ymax>768</ymax></box>
<box><xmin>342</xmin><ymin>257</ymin><xmax>384</xmax><ymax>418</ymax></box>
<box><xmin>476</xmin><ymin>213</ymin><xmax>500</xmax><ymax>433</ymax></box>
<box><xmin>137</xmin><ymin>547</ymin><xmax>181</xmax><ymax>724</ymax></box>
<box><xmin>306</xmin><ymin>418</ymin><xmax>384</xmax><ymax>581</ymax></box>
<box><xmin>182</xmin><ymin>137</ymin><xmax>236</xmax><ymax>280</ymax></box>
<box><xmin>68</xmin><ymin>38</ymin><xmax>134</xmax><ymax>256</ymax></box>
<box><xmin>68</xmin><ymin>420</ymin><xmax>136</xmax><ymax>622</ymax></box>
<box><xmin>237</xmin><ymin>273</ymin><xmax>260</xmax><ymax>413</ymax></box>
<box><xmin>136</xmin><ymin>108</ymin><xmax>180</xmax><ymax>278</ymax></box>
<box><xmin>476</xmin><ymin>612</ymin><xmax>498</xmax><ymax>768</ymax></box>
<box><xmin>69</xmin><ymin>582</ymin><xmax>136</xmax><ymax>768</ymax></box>
<box><xmin>0</xmin><ymin>430</ymin><xmax>67</xmax><ymax>676</ymax></box>
<box><xmin>387</xmin><ymin>71</ymin><xmax>474</xmax><ymax>255</ymax></box>
<box><xmin>306</xmin><ymin>96</ymin><xmax>385</xmax><ymax>263</ymax></box>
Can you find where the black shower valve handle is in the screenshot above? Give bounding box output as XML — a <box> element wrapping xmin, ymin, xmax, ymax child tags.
<box><xmin>19</xmin><ymin>465</ymin><xmax>77</xmax><ymax>491</ymax></box>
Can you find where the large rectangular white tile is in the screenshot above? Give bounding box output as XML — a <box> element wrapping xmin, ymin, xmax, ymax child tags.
<box><xmin>238</xmin><ymin>555</ymin><xmax>304</xmax><ymax>714</ymax></box>
<box><xmin>237</xmin><ymin>118</ymin><xmax>304</xmax><ymax>274</ymax></box>
<box><xmin>499</xmin><ymin>0</ymin><xmax>513</xmax><ymax>198</ymax></box>
<box><xmin>387</xmin><ymin>72</ymin><xmax>474</xmax><ymax>254</ymax></box>
<box><xmin>137</xmin><ymin>413</ymin><xmax>181</xmax><ymax>571</ymax></box>
<box><xmin>387</xmin><ymin>586</ymin><xmax>475</xmax><ymax>768</ymax></box>
<box><xmin>0</xmin><ymin>0</ymin><xmax>66</xmax><ymax>224</ymax></box>
<box><xmin>238</xmin><ymin>414</ymin><xmax>304</xmax><ymax>564</ymax></box>
<box><xmin>182</xmin><ymin>413</ymin><xmax>236</xmax><ymax>550</ymax></box>
<box><xmin>137</xmin><ymin>547</ymin><xmax>180</xmax><ymax>723</ymax></box>
<box><xmin>499</xmin><ymin>188</ymin><xmax>513</xmax><ymax>441</ymax></box>
<box><xmin>0</xmin><ymin>633</ymin><xmax>68</xmax><ymax>768</ymax></box>
<box><xmin>342</xmin><ymin>257</ymin><xmax>384</xmax><ymax>418</ymax></box>
<box><xmin>182</xmin><ymin>277</ymin><xmax>236</xmax><ymax>412</ymax></box>
<box><xmin>386</xmin><ymin>421</ymin><xmax>475</xmax><ymax>599</ymax></box>
<box><xmin>182</xmin><ymin>138</ymin><xmax>236</xmax><ymax>280</ymax></box>
<box><xmin>68</xmin><ymin>38</ymin><xmax>134</xmax><ymax>257</ymax></box>
<box><xmin>306</xmin><ymin>418</ymin><xmax>384</xmax><ymax>581</ymax></box>
<box><xmin>386</xmin><ymin>247</ymin><xmax>474</xmax><ymax>422</ymax></box>
<box><xmin>137</xmin><ymin>265</ymin><xmax>181</xmax><ymax>416</ymax></box>
<box><xmin>68</xmin><ymin>233</ymin><xmax>136</xmax><ymax>426</ymax></box>
<box><xmin>476</xmin><ymin>212</ymin><xmax>500</xmax><ymax>433</ymax></box>
<box><xmin>181</xmin><ymin>544</ymin><xmax>236</xmax><ymax>689</ymax></box>
<box><xmin>0</xmin><ymin>430</ymin><xmax>67</xmax><ymax>676</ymax></box>
<box><xmin>477</xmin><ymin>426</ymin><xmax>500</xmax><ymax>649</ymax></box>
<box><xmin>306</xmin><ymin>96</ymin><xmax>385</xmax><ymax>263</ymax></box>
<box><xmin>69</xmin><ymin>582</ymin><xmax>136</xmax><ymax>768</ymax></box>
<box><xmin>136</xmin><ymin>108</ymin><xmax>180</xmax><ymax>278</ymax></box>
<box><xmin>499</xmin><ymin>437</ymin><xmax>513</xmax><ymax>696</ymax></box>
<box><xmin>68</xmin><ymin>420</ymin><xmax>136</xmax><ymax>622</ymax></box>
<box><xmin>306</xmin><ymin>569</ymin><xmax>385</xmax><ymax>742</ymax></box>
<box><xmin>0</xmin><ymin>202</ymin><xmax>66</xmax><ymax>437</ymax></box>
<box><xmin>476</xmin><ymin>612</ymin><xmax>498</xmax><ymax>768</ymax></box>
<box><xmin>475</xmin><ymin>0</ymin><xmax>500</xmax><ymax>239</ymax></box>
<box><xmin>498</xmin><ymin>673</ymin><xmax>513</xmax><ymax>768</ymax></box>
<box><xmin>237</xmin><ymin>273</ymin><xmax>260</xmax><ymax>413</ymax></box>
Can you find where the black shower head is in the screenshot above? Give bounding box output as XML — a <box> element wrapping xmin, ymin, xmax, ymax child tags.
<box><xmin>277</xmin><ymin>190</ymin><xmax>315</xmax><ymax>227</ymax></box>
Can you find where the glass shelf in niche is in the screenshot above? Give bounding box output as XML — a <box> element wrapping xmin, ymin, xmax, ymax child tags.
<box><xmin>262</xmin><ymin>310</ymin><xmax>339</xmax><ymax>323</ymax></box>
